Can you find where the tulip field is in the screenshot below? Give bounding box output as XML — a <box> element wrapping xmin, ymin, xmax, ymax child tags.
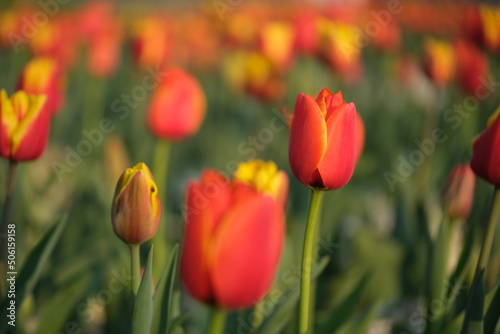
<box><xmin>1</xmin><ymin>1</ymin><xmax>500</xmax><ymax>334</ymax></box>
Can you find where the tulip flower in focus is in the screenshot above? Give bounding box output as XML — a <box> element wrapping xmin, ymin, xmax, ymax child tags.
<box><xmin>442</xmin><ymin>164</ymin><xmax>476</xmax><ymax>220</ymax></box>
<box><xmin>17</xmin><ymin>57</ymin><xmax>64</xmax><ymax>115</ymax></box>
<box><xmin>0</xmin><ymin>90</ymin><xmax>50</xmax><ymax>162</ymax></box>
<box><xmin>471</xmin><ymin>107</ymin><xmax>500</xmax><ymax>187</ymax></box>
<box><xmin>423</xmin><ymin>38</ymin><xmax>455</xmax><ymax>87</ymax></box>
<box><xmin>111</xmin><ymin>162</ymin><xmax>161</xmax><ymax>245</ymax></box>
<box><xmin>147</xmin><ymin>68</ymin><xmax>206</xmax><ymax>140</ymax></box>
<box><xmin>180</xmin><ymin>164</ymin><xmax>285</xmax><ymax>309</ymax></box>
<box><xmin>289</xmin><ymin>88</ymin><xmax>359</xmax><ymax>190</ymax></box>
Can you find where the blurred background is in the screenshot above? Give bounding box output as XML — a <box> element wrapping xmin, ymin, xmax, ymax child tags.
<box><xmin>0</xmin><ymin>0</ymin><xmax>499</xmax><ymax>333</ymax></box>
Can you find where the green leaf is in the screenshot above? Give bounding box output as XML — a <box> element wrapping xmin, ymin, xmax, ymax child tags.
<box><xmin>485</xmin><ymin>279</ymin><xmax>500</xmax><ymax>334</ymax></box>
<box><xmin>151</xmin><ymin>243</ymin><xmax>179</xmax><ymax>334</ymax></box>
<box><xmin>460</xmin><ymin>269</ymin><xmax>485</xmax><ymax>334</ymax></box>
<box><xmin>317</xmin><ymin>273</ymin><xmax>369</xmax><ymax>334</ymax></box>
<box><xmin>257</xmin><ymin>256</ymin><xmax>330</xmax><ymax>334</ymax></box>
<box><xmin>34</xmin><ymin>274</ymin><xmax>92</xmax><ymax>334</ymax></box>
<box><xmin>133</xmin><ymin>245</ymin><xmax>154</xmax><ymax>334</ymax></box>
<box><xmin>0</xmin><ymin>215</ymin><xmax>68</xmax><ymax>334</ymax></box>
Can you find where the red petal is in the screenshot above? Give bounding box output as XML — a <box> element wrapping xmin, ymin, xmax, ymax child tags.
<box><xmin>471</xmin><ymin>116</ymin><xmax>500</xmax><ymax>186</ymax></box>
<box><xmin>316</xmin><ymin>102</ymin><xmax>358</xmax><ymax>190</ymax></box>
<box><xmin>289</xmin><ymin>93</ymin><xmax>327</xmax><ymax>187</ymax></box>
<box><xmin>210</xmin><ymin>195</ymin><xmax>284</xmax><ymax>309</ymax></box>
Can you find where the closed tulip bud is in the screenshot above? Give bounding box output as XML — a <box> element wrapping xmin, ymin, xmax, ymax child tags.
<box><xmin>442</xmin><ymin>164</ymin><xmax>476</xmax><ymax>220</ymax></box>
<box><xmin>471</xmin><ymin>107</ymin><xmax>500</xmax><ymax>186</ymax></box>
<box><xmin>0</xmin><ymin>90</ymin><xmax>50</xmax><ymax>161</ymax></box>
<box><xmin>147</xmin><ymin>68</ymin><xmax>206</xmax><ymax>141</ymax></box>
<box><xmin>111</xmin><ymin>162</ymin><xmax>161</xmax><ymax>245</ymax></box>
<box><xmin>17</xmin><ymin>57</ymin><xmax>64</xmax><ymax>115</ymax></box>
<box><xmin>180</xmin><ymin>168</ymin><xmax>285</xmax><ymax>309</ymax></box>
<box><xmin>289</xmin><ymin>88</ymin><xmax>358</xmax><ymax>190</ymax></box>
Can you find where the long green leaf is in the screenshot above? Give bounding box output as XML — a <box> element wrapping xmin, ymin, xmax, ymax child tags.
<box><xmin>257</xmin><ymin>256</ymin><xmax>330</xmax><ymax>334</ymax></box>
<box><xmin>317</xmin><ymin>273</ymin><xmax>369</xmax><ymax>334</ymax></box>
<box><xmin>133</xmin><ymin>246</ymin><xmax>154</xmax><ymax>334</ymax></box>
<box><xmin>0</xmin><ymin>215</ymin><xmax>68</xmax><ymax>334</ymax></box>
<box><xmin>151</xmin><ymin>243</ymin><xmax>179</xmax><ymax>334</ymax></box>
<box><xmin>460</xmin><ymin>269</ymin><xmax>485</xmax><ymax>334</ymax></box>
<box><xmin>485</xmin><ymin>279</ymin><xmax>500</xmax><ymax>334</ymax></box>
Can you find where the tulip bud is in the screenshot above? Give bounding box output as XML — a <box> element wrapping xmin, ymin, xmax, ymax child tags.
<box><xmin>17</xmin><ymin>57</ymin><xmax>64</xmax><ymax>115</ymax></box>
<box><xmin>289</xmin><ymin>88</ymin><xmax>358</xmax><ymax>190</ymax></box>
<box><xmin>180</xmin><ymin>167</ymin><xmax>285</xmax><ymax>309</ymax></box>
<box><xmin>471</xmin><ymin>107</ymin><xmax>500</xmax><ymax>186</ymax></box>
<box><xmin>442</xmin><ymin>164</ymin><xmax>476</xmax><ymax>220</ymax></box>
<box><xmin>147</xmin><ymin>68</ymin><xmax>206</xmax><ymax>141</ymax></box>
<box><xmin>111</xmin><ymin>162</ymin><xmax>161</xmax><ymax>245</ymax></box>
<box><xmin>0</xmin><ymin>90</ymin><xmax>50</xmax><ymax>161</ymax></box>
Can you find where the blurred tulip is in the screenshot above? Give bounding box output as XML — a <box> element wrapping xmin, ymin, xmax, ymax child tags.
<box><xmin>479</xmin><ymin>5</ymin><xmax>500</xmax><ymax>53</ymax></box>
<box><xmin>258</xmin><ymin>21</ymin><xmax>295</xmax><ymax>72</ymax></box>
<box><xmin>111</xmin><ymin>162</ymin><xmax>161</xmax><ymax>245</ymax></box>
<box><xmin>454</xmin><ymin>40</ymin><xmax>489</xmax><ymax>95</ymax></box>
<box><xmin>147</xmin><ymin>68</ymin><xmax>206</xmax><ymax>140</ymax></box>
<box><xmin>423</xmin><ymin>38</ymin><xmax>455</xmax><ymax>87</ymax></box>
<box><xmin>318</xmin><ymin>20</ymin><xmax>362</xmax><ymax>83</ymax></box>
<box><xmin>180</xmin><ymin>168</ymin><xmax>285</xmax><ymax>309</ymax></box>
<box><xmin>292</xmin><ymin>8</ymin><xmax>319</xmax><ymax>55</ymax></box>
<box><xmin>289</xmin><ymin>88</ymin><xmax>358</xmax><ymax>190</ymax></box>
<box><xmin>17</xmin><ymin>57</ymin><xmax>64</xmax><ymax>115</ymax></box>
<box><xmin>87</xmin><ymin>21</ymin><xmax>122</xmax><ymax>77</ymax></box>
<box><xmin>442</xmin><ymin>164</ymin><xmax>476</xmax><ymax>220</ymax></box>
<box><xmin>131</xmin><ymin>16</ymin><xmax>170</xmax><ymax>68</ymax></box>
<box><xmin>0</xmin><ymin>90</ymin><xmax>50</xmax><ymax>161</ymax></box>
<box><xmin>471</xmin><ymin>107</ymin><xmax>500</xmax><ymax>187</ymax></box>
<box><xmin>232</xmin><ymin>160</ymin><xmax>289</xmax><ymax>208</ymax></box>
<box><xmin>373</xmin><ymin>21</ymin><xmax>401</xmax><ymax>52</ymax></box>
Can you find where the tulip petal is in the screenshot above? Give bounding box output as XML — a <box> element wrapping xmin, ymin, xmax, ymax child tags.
<box><xmin>0</xmin><ymin>90</ymin><xmax>17</xmax><ymax>158</ymax></box>
<box><xmin>471</xmin><ymin>116</ymin><xmax>500</xmax><ymax>186</ymax></box>
<box><xmin>209</xmin><ymin>195</ymin><xmax>284</xmax><ymax>309</ymax></box>
<box><xmin>316</xmin><ymin>102</ymin><xmax>358</xmax><ymax>190</ymax></box>
<box><xmin>180</xmin><ymin>171</ymin><xmax>232</xmax><ymax>304</ymax></box>
<box><xmin>289</xmin><ymin>93</ymin><xmax>327</xmax><ymax>187</ymax></box>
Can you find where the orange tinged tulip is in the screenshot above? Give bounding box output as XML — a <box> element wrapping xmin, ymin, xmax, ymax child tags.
<box><xmin>442</xmin><ymin>164</ymin><xmax>476</xmax><ymax>220</ymax></box>
<box><xmin>131</xmin><ymin>16</ymin><xmax>170</xmax><ymax>68</ymax></box>
<box><xmin>180</xmin><ymin>164</ymin><xmax>285</xmax><ymax>309</ymax></box>
<box><xmin>423</xmin><ymin>38</ymin><xmax>455</xmax><ymax>87</ymax></box>
<box><xmin>0</xmin><ymin>90</ymin><xmax>50</xmax><ymax>162</ymax></box>
<box><xmin>147</xmin><ymin>68</ymin><xmax>206</xmax><ymax>140</ymax></box>
<box><xmin>454</xmin><ymin>40</ymin><xmax>489</xmax><ymax>96</ymax></box>
<box><xmin>258</xmin><ymin>21</ymin><xmax>295</xmax><ymax>72</ymax></box>
<box><xmin>17</xmin><ymin>57</ymin><xmax>64</xmax><ymax>115</ymax></box>
<box><xmin>471</xmin><ymin>107</ymin><xmax>500</xmax><ymax>187</ymax></box>
<box><xmin>289</xmin><ymin>88</ymin><xmax>358</xmax><ymax>190</ymax></box>
<box><xmin>111</xmin><ymin>162</ymin><xmax>161</xmax><ymax>245</ymax></box>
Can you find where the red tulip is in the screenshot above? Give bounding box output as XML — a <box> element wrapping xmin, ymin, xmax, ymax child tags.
<box><xmin>17</xmin><ymin>57</ymin><xmax>64</xmax><ymax>115</ymax></box>
<box><xmin>180</xmin><ymin>167</ymin><xmax>285</xmax><ymax>309</ymax></box>
<box><xmin>289</xmin><ymin>88</ymin><xmax>358</xmax><ymax>190</ymax></box>
<box><xmin>147</xmin><ymin>68</ymin><xmax>206</xmax><ymax>140</ymax></box>
<box><xmin>0</xmin><ymin>90</ymin><xmax>50</xmax><ymax>161</ymax></box>
<box><xmin>471</xmin><ymin>108</ymin><xmax>500</xmax><ymax>187</ymax></box>
<box><xmin>111</xmin><ymin>162</ymin><xmax>161</xmax><ymax>245</ymax></box>
<box><xmin>454</xmin><ymin>40</ymin><xmax>489</xmax><ymax>95</ymax></box>
<box><xmin>442</xmin><ymin>164</ymin><xmax>476</xmax><ymax>220</ymax></box>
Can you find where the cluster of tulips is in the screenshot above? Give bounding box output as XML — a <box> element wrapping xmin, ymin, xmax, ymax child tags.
<box><xmin>0</xmin><ymin>0</ymin><xmax>500</xmax><ymax>334</ymax></box>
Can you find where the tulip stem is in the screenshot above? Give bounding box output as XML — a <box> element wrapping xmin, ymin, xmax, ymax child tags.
<box><xmin>299</xmin><ymin>189</ymin><xmax>325</xmax><ymax>334</ymax></box>
<box><xmin>475</xmin><ymin>187</ymin><xmax>500</xmax><ymax>275</ymax></box>
<box><xmin>130</xmin><ymin>244</ymin><xmax>141</xmax><ymax>296</ymax></box>
<box><xmin>0</xmin><ymin>161</ymin><xmax>18</xmax><ymax>297</ymax></box>
<box><xmin>208</xmin><ymin>307</ymin><xmax>227</xmax><ymax>334</ymax></box>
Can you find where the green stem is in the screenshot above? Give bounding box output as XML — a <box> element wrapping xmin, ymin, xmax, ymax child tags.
<box><xmin>0</xmin><ymin>161</ymin><xmax>18</xmax><ymax>297</ymax></box>
<box><xmin>130</xmin><ymin>244</ymin><xmax>141</xmax><ymax>296</ymax></box>
<box><xmin>475</xmin><ymin>188</ymin><xmax>500</xmax><ymax>275</ymax></box>
<box><xmin>152</xmin><ymin>140</ymin><xmax>171</xmax><ymax>202</ymax></box>
<box><xmin>299</xmin><ymin>189</ymin><xmax>325</xmax><ymax>334</ymax></box>
<box><xmin>151</xmin><ymin>140</ymin><xmax>171</xmax><ymax>280</ymax></box>
<box><xmin>208</xmin><ymin>307</ymin><xmax>227</xmax><ymax>334</ymax></box>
